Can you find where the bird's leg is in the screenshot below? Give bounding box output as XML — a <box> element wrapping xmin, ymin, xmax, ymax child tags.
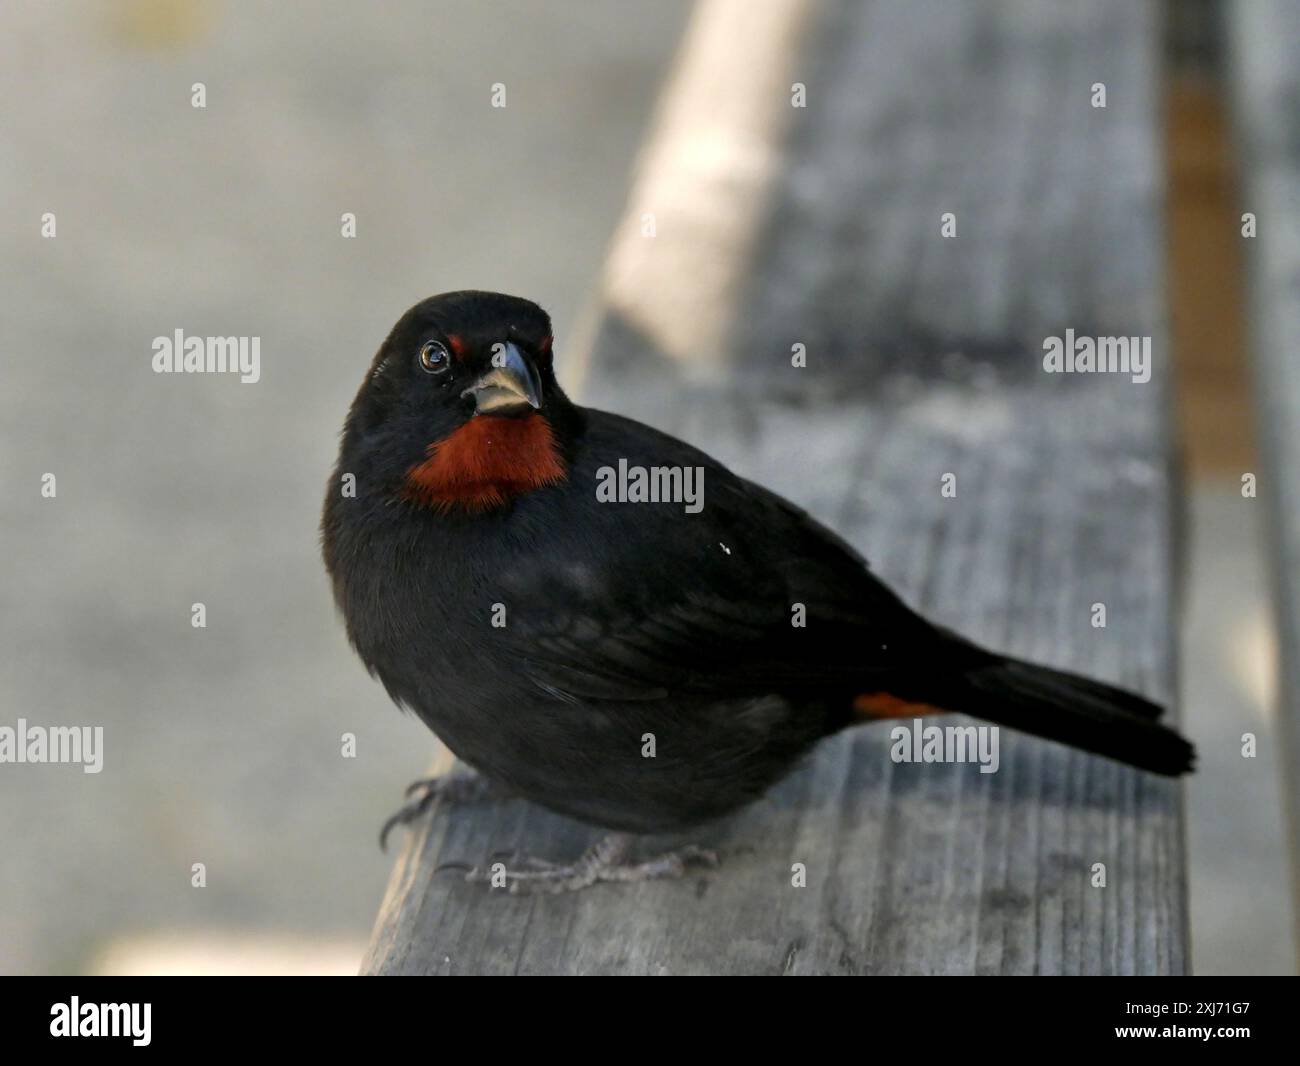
<box><xmin>379</xmin><ymin>771</ymin><xmax>510</xmax><ymax>851</ymax></box>
<box><xmin>466</xmin><ymin>833</ymin><xmax>719</xmax><ymax>894</ymax></box>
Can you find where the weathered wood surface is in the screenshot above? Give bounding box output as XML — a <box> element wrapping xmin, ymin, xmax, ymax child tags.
<box><xmin>364</xmin><ymin>0</ymin><xmax>1186</xmax><ymax>975</ymax></box>
<box><xmin>1228</xmin><ymin>0</ymin><xmax>1300</xmax><ymax>934</ymax></box>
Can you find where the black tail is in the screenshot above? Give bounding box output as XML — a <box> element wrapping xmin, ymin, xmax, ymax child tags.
<box><xmin>948</xmin><ymin>656</ymin><xmax>1195</xmax><ymax>776</ymax></box>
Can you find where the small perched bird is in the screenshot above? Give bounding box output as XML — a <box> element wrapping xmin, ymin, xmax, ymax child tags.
<box><xmin>322</xmin><ymin>291</ymin><xmax>1194</xmax><ymax>893</ymax></box>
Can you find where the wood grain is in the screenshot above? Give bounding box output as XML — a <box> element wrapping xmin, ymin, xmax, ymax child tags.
<box><xmin>363</xmin><ymin>0</ymin><xmax>1186</xmax><ymax>975</ymax></box>
<box><xmin>1228</xmin><ymin>0</ymin><xmax>1300</xmax><ymax>937</ymax></box>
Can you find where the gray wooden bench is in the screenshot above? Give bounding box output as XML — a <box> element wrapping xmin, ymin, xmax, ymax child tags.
<box><xmin>1229</xmin><ymin>0</ymin><xmax>1300</xmax><ymax>926</ymax></box>
<box><xmin>362</xmin><ymin>0</ymin><xmax>1186</xmax><ymax>975</ymax></box>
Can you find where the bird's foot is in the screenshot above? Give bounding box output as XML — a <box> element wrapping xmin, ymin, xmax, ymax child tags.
<box><xmin>466</xmin><ymin>833</ymin><xmax>719</xmax><ymax>894</ymax></box>
<box><xmin>379</xmin><ymin>771</ymin><xmax>507</xmax><ymax>851</ymax></box>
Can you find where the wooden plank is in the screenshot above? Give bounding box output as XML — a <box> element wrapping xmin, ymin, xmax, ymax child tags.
<box><xmin>363</xmin><ymin>0</ymin><xmax>1185</xmax><ymax>975</ymax></box>
<box><xmin>1227</xmin><ymin>0</ymin><xmax>1300</xmax><ymax>936</ymax></box>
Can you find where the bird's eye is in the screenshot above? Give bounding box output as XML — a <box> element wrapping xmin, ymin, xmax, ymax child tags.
<box><xmin>419</xmin><ymin>341</ymin><xmax>450</xmax><ymax>374</ymax></box>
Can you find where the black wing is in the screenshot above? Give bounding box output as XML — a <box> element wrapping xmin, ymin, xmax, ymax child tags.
<box><xmin>496</xmin><ymin>410</ymin><xmax>945</xmax><ymax>703</ymax></box>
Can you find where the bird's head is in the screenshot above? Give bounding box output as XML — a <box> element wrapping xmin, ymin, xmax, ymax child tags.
<box><xmin>339</xmin><ymin>291</ymin><xmax>576</xmax><ymax>512</ymax></box>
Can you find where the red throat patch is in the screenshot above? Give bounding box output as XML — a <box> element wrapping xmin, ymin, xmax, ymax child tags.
<box><xmin>403</xmin><ymin>414</ymin><xmax>567</xmax><ymax>512</ymax></box>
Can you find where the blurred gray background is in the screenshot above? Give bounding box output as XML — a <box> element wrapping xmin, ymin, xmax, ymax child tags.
<box><xmin>0</xmin><ymin>0</ymin><xmax>1292</xmax><ymax>975</ymax></box>
<box><xmin>0</xmin><ymin>0</ymin><xmax>691</xmax><ymax>974</ymax></box>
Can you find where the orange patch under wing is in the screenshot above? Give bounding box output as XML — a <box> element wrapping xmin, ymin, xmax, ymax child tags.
<box><xmin>403</xmin><ymin>413</ymin><xmax>566</xmax><ymax>512</ymax></box>
<box><xmin>853</xmin><ymin>692</ymin><xmax>945</xmax><ymax>719</ymax></box>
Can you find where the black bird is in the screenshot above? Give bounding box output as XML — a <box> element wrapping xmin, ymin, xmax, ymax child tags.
<box><xmin>321</xmin><ymin>291</ymin><xmax>1194</xmax><ymax>892</ymax></box>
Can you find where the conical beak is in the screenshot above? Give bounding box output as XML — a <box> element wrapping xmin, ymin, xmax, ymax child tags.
<box><xmin>461</xmin><ymin>342</ymin><xmax>543</xmax><ymax>416</ymax></box>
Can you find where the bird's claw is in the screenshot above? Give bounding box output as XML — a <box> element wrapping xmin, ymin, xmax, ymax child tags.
<box><xmin>465</xmin><ymin>834</ymin><xmax>719</xmax><ymax>894</ymax></box>
<box><xmin>379</xmin><ymin>772</ymin><xmax>503</xmax><ymax>851</ymax></box>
